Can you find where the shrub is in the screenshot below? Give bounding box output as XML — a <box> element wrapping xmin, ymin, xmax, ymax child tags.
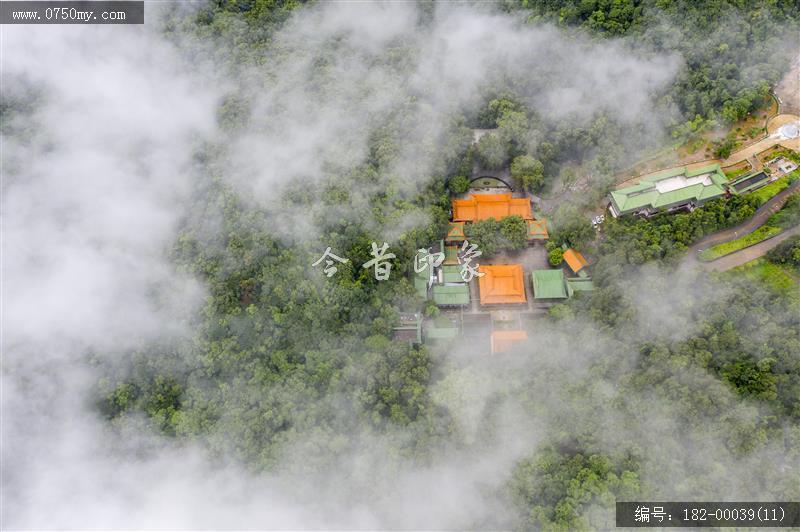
<box><xmin>549</xmin><ymin>248</ymin><xmax>564</xmax><ymax>266</ymax></box>
<box><xmin>449</xmin><ymin>174</ymin><xmax>470</xmax><ymax>194</ymax></box>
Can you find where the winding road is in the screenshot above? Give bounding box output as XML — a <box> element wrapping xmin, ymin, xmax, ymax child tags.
<box><xmin>701</xmin><ymin>225</ymin><xmax>800</xmax><ymax>272</ymax></box>
<box><xmin>687</xmin><ymin>178</ymin><xmax>800</xmax><ymax>272</ymax></box>
<box><xmin>691</xmin><ymin>178</ymin><xmax>800</xmax><ymax>251</ymax></box>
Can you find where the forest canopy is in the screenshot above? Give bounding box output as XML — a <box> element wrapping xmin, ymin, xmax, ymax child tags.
<box><xmin>3</xmin><ymin>0</ymin><xmax>799</xmax><ymax>529</ymax></box>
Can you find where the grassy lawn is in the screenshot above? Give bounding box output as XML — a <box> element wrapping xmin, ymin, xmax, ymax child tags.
<box><xmin>724</xmin><ymin>166</ymin><xmax>751</xmax><ymax>180</ymax></box>
<box><xmin>698</xmin><ymin>225</ymin><xmax>783</xmax><ymax>261</ymax></box>
<box><xmin>748</xmin><ymin>175</ymin><xmax>794</xmax><ymax>206</ymax></box>
<box><xmin>731</xmin><ymin>258</ymin><xmax>799</xmax><ymax>292</ymax></box>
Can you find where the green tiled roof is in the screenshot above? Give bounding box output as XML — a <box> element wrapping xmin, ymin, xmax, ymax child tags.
<box><xmin>567</xmin><ymin>278</ymin><xmax>595</xmax><ymax>292</ymax></box>
<box><xmin>414</xmin><ymin>275</ymin><xmax>429</xmax><ymax>299</ymax></box>
<box><xmin>444</xmin><ymin>245</ymin><xmax>460</xmax><ymax>265</ymax></box>
<box><xmin>426</xmin><ymin>324</ymin><xmax>459</xmax><ymax>339</ymax></box>
<box><xmin>609</xmin><ymin>164</ymin><xmax>727</xmax><ymax>215</ymax></box>
<box><xmin>531</xmin><ymin>269</ymin><xmax>571</xmax><ymax>299</ymax></box>
<box><xmin>442</xmin><ymin>265</ymin><xmax>464</xmax><ymax>283</ymax></box>
<box><xmin>432</xmin><ymin>284</ymin><xmax>470</xmax><ymax>306</ymax></box>
<box><xmin>413</xmin><ymin>250</ymin><xmax>431</xmax><ymax>299</ymax></box>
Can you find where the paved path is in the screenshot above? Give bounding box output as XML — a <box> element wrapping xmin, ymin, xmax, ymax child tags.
<box><xmin>689</xmin><ymin>178</ymin><xmax>800</xmax><ymax>253</ymax></box>
<box><xmin>701</xmin><ymin>225</ymin><xmax>800</xmax><ymax>272</ymax></box>
<box><xmin>469</xmin><ymin>277</ymin><xmax>479</xmax><ymax>312</ymax></box>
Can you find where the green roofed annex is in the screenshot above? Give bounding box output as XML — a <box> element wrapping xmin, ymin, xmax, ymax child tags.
<box><xmin>531</xmin><ymin>269</ymin><xmax>572</xmax><ymax>300</ymax></box>
<box><xmin>441</xmin><ymin>264</ymin><xmax>463</xmax><ymax>283</ymax></box>
<box><xmin>608</xmin><ymin>164</ymin><xmax>728</xmax><ymax>217</ymax></box>
<box><xmin>530</xmin><ymin>269</ymin><xmax>596</xmax><ymax>300</ymax></box>
<box><xmin>425</xmin><ymin>315</ymin><xmax>460</xmax><ymax>341</ymax></box>
<box><xmin>567</xmin><ymin>277</ymin><xmax>595</xmax><ymax>292</ymax></box>
<box><xmin>411</xmin><ymin>240</ymin><xmax>471</xmax><ymax>308</ymax></box>
<box><xmin>432</xmin><ymin>284</ymin><xmax>470</xmax><ymax>306</ymax></box>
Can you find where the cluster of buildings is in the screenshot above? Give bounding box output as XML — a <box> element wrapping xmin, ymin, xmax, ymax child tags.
<box><xmin>393</xmin><ymin>132</ymin><xmax>800</xmax><ymax>351</ymax></box>
<box><xmin>396</xmin><ymin>152</ymin><xmax>800</xmax><ymax>351</ymax></box>
<box><xmin>396</xmin><ymin>185</ymin><xmax>594</xmax><ymax>354</ymax></box>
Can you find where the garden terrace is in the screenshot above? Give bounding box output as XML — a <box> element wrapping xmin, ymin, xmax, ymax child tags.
<box><xmin>730</xmin><ymin>171</ymin><xmax>771</xmax><ymax>193</ymax></box>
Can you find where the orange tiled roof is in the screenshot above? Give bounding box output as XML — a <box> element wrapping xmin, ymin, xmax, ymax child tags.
<box><xmin>563</xmin><ymin>248</ymin><xmax>588</xmax><ymax>273</ymax></box>
<box><xmin>527</xmin><ymin>219</ymin><xmax>548</xmax><ymax>240</ymax></box>
<box><xmin>452</xmin><ymin>193</ymin><xmax>532</xmax><ymax>222</ymax></box>
<box><xmin>490</xmin><ymin>330</ymin><xmax>528</xmax><ymax>354</ymax></box>
<box><xmin>478</xmin><ymin>264</ymin><xmax>527</xmax><ymax>305</ymax></box>
<box><xmin>446</xmin><ymin>221</ymin><xmax>466</xmax><ymax>241</ymax></box>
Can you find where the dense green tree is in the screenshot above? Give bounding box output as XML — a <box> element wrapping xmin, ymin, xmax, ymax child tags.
<box><xmin>499</xmin><ymin>215</ymin><xmax>529</xmax><ymax>250</ymax></box>
<box><xmin>518</xmin><ymin>0</ymin><xmax>797</xmax><ymax>134</ymax></box>
<box><xmin>475</xmin><ymin>132</ymin><xmax>507</xmax><ymax>170</ymax></box>
<box><xmin>713</xmin><ymin>134</ymin><xmax>738</xmax><ymax>158</ymax></box>
<box><xmin>766</xmin><ymin>235</ymin><xmax>800</xmax><ymax>267</ymax></box>
<box><xmin>767</xmin><ymin>193</ymin><xmax>800</xmax><ymax>229</ymax></box>
<box><xmin>448</xmin><ymin>174</ymin><xmax>470</xmax><ymax>194</ymax></box>
<box><xmin>465</xmin><ymin>215</ymin><xmax>529</xmax><ymax>255</ymax></box>
<box><xmin>722</xmin><ymin>360</ymin><xmax>778</xmax><ymax>401</ymax></box>
<box><xmin>597</xmin><ymin>194</ymin><xmax>762</xmax><ymax>270</ymax></box>
<box><xmin>144</xmin><ymin>376</ymin><xmax>183</xmax><ymax>435</ymax></box>
<box><xmin>497</xmin><ymin>109</ymin><xmax>529</xmax><ymax>156</ymax></box>
<box><xmin>551</xmin><ymin>204</ymin><xmax>595</xmax><ymax>248</ymax></box>
<box><xmin>509</xmin><ymin>450</ymin><xmax>640</xmax><ymax>530</ymax></box>
<box><xmin>465</xmin><ymin>218</ymin><xmax>502</xmax><ymax>256</ymax></box>
<box><xmin>510</xmin><ymin>154</ymin><xmax>545</xmax><ymax>192</ymax></box>
<box><xmin>102</xmin><ymin>382</ymin><xmax>139</xmax><ymax>419</ymax></box>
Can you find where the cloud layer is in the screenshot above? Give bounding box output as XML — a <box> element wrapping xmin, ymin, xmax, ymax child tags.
<box><xmin>7</xmin><ymin>3</ymin><xmax>791</xmax><ymax>530</ymax></box>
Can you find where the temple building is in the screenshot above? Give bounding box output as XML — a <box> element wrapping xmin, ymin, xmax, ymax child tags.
<box><xmin>452</xmin><ymin>193</ymin><xmax>532</xmax><ymax>221</ymax></box>
<box><xmin>608</xmin><ymin>164</ymin><xmax>728</xmax><ymax>217</ymax></box>
<box><xmin>478</xmin><ymin>264</ymin><xmax>527</xmax><ymax>305</ymax></box>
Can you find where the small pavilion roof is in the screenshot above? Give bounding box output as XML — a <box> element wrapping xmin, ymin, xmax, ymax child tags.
<box><xmin>446</xmin><ymin>221</ymin><xmax>466</xmax><ymax>241</ymax></box>
<box><xmin>562</xmin><ymin>248</ymin><xmax>588</xmax><ymax>273</ymax></box>
<box><xmin>527</xmin><ymin>219</ymin><xmax>549</xmax><ymax>240</ymax></box>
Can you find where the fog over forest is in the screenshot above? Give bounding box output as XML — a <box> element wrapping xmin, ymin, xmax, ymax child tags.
<box><xmin>3</xmin><ymin>1</ymin><xmax>799</xmax><ymax>529</ymax></box>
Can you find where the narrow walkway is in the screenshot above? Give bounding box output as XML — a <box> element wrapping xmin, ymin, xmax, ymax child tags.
<box><xmin>469</xmin><ymin>277</ymin><xmax>479</xmax><ymax>313</ymax></box>
<box><xmin>688</xmin><ymin>178</ymin><xmax>800</xmax><ymax>253</ymax></box>
<box><xmin>701</xmin><ymin>225</ymin><xmax>800</xmax><ymax>272</ymax></box>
